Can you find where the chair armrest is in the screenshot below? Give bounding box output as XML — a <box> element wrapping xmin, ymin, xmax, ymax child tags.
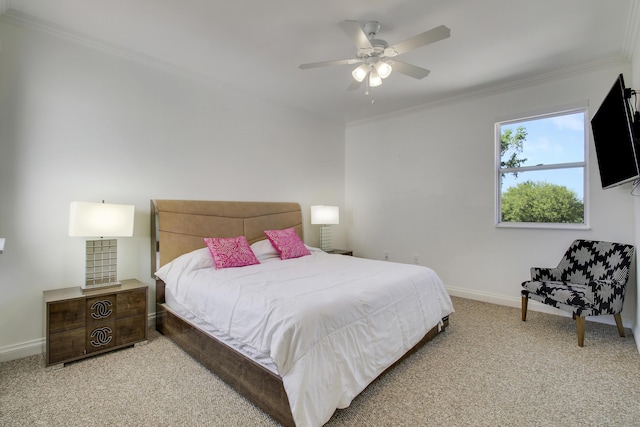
<box><xmin>587</xmin><ymin>279</ymin><xmax>627</xmax><ymax>313</ymax></box>
<box><xmin>530</xmin><ymin>267</ymin><xmax>562</xmax><ymax>281</ymax></box>
<box><xmin>588</xmin><ymin>279</ymin><xmax>625</xmax><ymax>293</ymax></box>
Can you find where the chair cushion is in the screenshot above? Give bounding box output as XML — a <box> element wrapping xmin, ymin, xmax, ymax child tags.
<box><xmin>521</xmin><ymin>280</ymin><xmax>593</xmax><ymax>308</ymax></box>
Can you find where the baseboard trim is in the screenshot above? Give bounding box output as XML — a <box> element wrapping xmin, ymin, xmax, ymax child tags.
<box><xmin>0</xmin><ymin>314</ymin><xmax>157</xmax><ymax>363</ymax></box>
<box><xmin>446</xmin><ymin>285</ymin><xmax>634</xmax><ymax>329</ymax></box>
<box><xmin>0</xmin><ymin>338</ymin><xmax>44</xmax><ymax>363</ymax></box>
<box><xmin>3</xmin><ymin>296</ymin><xmax>638</xmax><ymax>362</ymax></box>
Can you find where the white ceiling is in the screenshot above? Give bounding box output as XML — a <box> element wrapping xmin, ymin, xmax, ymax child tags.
<box><xmin>2</xmin><ymin>0</ymin><xmax>638</xmax><ymax>123</ymax></box>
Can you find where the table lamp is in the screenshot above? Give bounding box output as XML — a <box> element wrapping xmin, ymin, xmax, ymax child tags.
<box><xmin>69</xmin><ymin>201</ymin><xmax>135</xmax><ymax>291</ymax></box>
<box><xmin>311</xmin><ymin>205</ymin><xmax>339</xmax><ymax>252</ymax></box>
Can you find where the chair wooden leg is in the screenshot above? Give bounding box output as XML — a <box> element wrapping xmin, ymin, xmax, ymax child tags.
<box><xmin>576</xmin><ymin>316</ymin><xmax>585</xmax><ymax>347</ymax></box>
<box><xmin>521</xmin><ymin>296</ymin><xmax>528</xmax><ymax>321</ymax></box>
<box><xmin>614</xmin><ymin>313</ymin><xmax>625</xmax><ymax>338</ymax></box>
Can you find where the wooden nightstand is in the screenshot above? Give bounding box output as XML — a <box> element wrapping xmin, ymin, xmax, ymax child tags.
<box><xmin>327</xmin><ymin>249</ymin><xmax>353</xmax><ymax>256</ymax></box>
<box><xmin>43</xmin><ymin>278</ymin><xmax>148</xmax><ymax>368</ymax></box>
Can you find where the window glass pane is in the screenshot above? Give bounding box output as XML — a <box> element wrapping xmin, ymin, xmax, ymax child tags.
<box><xmin>500</xmin><ymin>168</ymin><xmax>585</xmax><ymax>223</ymax></box>
<box><xmin>500</xmin><ymin>112</ymin><xmax>585</xmax><ymax>169</ymax></box>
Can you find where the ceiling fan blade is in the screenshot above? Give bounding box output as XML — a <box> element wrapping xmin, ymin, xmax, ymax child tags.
<box><xmin>347</xmin><ymin>78</ymin><xmax>362</xmax><ymax>91</ymax></box>
<box><xmin>390</xmin><ymin>60</ymin><xmax>430</xmax><ymax>79</ymax></box>
<box><xmin>299</xmin><ymin>58</ymin><xmax>361</xmax><ymax>69</ymax></box>
<box><xmin>389</xmin><ymin>25</ymin><xmax>450</xmax><ymax>55</ymax></box>
<box><xmin>338</xmin><ymin>20</ymin><xmax>372</xmax><ymax>49</ymax></box>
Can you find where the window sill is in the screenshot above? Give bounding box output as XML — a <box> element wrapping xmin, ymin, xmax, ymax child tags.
<box><xmin>496</xmin><ymin>222</ymin><xmax>590</xmax><ymax>230</ymax></box>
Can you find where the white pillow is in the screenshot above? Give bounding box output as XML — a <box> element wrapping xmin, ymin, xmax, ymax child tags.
<box><xmin>250</xmin><ymin>239</ymin><xmax>280</xmax><ymax>261</ymax></box>
<box><xmin>155</xmin><ymin>247</ymin><xmax>213</xmax><ymax>282</ymax></box>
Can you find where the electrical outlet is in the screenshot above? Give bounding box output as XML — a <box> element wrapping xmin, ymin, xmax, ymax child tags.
<box><xmin>413</xmin><ymin>253</ymin><xmax>419</xmax><ymax>264</ymax></box>
<box><xmin>384</xmin><ymin>251</ymin><xmax>389</xmax><ymax>261</ymax></box>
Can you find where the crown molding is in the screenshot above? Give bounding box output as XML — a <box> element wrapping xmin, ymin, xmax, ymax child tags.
<box><xmin>1</xmin><ymin>10</ymin><xmax>167</xmax><ymax>65</ymax></box>
<box><xmin>0</xmin><ymin>9</ymin><xmax>260</xmax><ymax>104</ymax></box>
<box><xmin>624</xmin><ymin>0</ymin><xmax>640</xmax><ymax>59</ymax></box>
<box><xmin>348</xmin><ymin>56</ymin><xmax>629</xmax><ymax>128</ymax></box>
<box><xmin>0</xmin><ymin>9</ymin><xmax>220</xmax><ymax>89</ymax></box>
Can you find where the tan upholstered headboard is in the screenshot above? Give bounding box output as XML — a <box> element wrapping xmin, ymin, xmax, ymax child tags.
<box><xmin>150</xmin><ymin>200</ymin><xmax>303</xmax><ymax>274</ymax></box>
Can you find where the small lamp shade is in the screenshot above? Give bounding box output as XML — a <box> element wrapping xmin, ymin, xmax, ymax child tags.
<box><xmin>69</xmin><ymin>201</ymin><xmax>135</xmax><ymax>237</ymax></box>
<box><xmin>311</xmin><ymin>205</ymin><xmax>339</xmax><ymax>252</ymax></box>
<box><xmin>311</xmin><ymin>205</ymin><xmax>339</xmax><ymax>225</ymax></box>
<box><xmin>69</xmin><ymin>201</ymin><xmax>135</xmax><ymax>291</ymax></box>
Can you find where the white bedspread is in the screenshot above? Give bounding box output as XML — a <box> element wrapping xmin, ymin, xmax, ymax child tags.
<box><xmin>158</xmin><ymin>251</ymin><xmax>453</xmax><ymax>427</ymax></box>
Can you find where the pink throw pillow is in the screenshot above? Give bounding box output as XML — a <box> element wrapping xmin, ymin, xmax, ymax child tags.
<box><xmin>204</xmin><ymin>236</ymin><xmax>260</xmax><ymax>269</ymax></box>
<box><xmin>264</xmin><ymin>228</ymin><xmax>310</xmax><ymax>260</ymax></box>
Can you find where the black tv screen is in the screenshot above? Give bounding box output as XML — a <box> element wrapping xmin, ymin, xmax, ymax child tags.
<box><xmin>591</xmin><ymin>73</ymin><xmax>640</xmax><ymax>189</ymax></box>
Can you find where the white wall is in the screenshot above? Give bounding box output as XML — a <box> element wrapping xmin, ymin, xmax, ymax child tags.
<box><xmin>346</xmin><ymin>63</ymin><xmax>637</xmax><ymax>327</ymax></box>
<box><xmin>0</xmin><ymin>19</ymin><xmax>346</xmax><ymax>360</ymax></box>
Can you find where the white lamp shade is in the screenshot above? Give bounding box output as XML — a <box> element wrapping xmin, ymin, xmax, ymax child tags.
<box><xmin>311</xmin><ymin>205</ymin><xmax>339</xmax><ymax>225</ymax></box>
<box><xmin>69</xmin><ymin>201</ymin><xmax>135</xmax><ymax>237</ymax></box>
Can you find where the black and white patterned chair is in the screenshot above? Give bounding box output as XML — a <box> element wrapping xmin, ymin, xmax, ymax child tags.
<box><xmin>521</xmin><ymin>239</ymin><xmax>635</xmax><ymax>347</ymax></box>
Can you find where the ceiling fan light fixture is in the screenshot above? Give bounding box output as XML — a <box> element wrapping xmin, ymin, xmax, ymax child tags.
<box><xmin>369</xmin><ymin>68</ymin><xmax>382</xmax><ymax>87</ymax></box>
<box><xmin>352</xmin><ymin>64</ymin><xmax>370</xmax><ymax>82</ymax></box>
<box><xmin>375</xmin><ymin>61</ymin><xmax>392</xmax><ymax>79</ymax></box>
<box><xmin>299</xmin><ymin>20</ymin><xmax>450</xmax><ymax>94</ymax></box>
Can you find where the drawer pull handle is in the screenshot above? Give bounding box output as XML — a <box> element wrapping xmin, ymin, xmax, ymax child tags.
<box><xmin>90</xmin><ymin>300</ymin><xmax>113</xmax><ymax>319</ymax></box>
<box><xmin>90</xmin><ymin>327</ymin><xmax>113</xmax><ymax>347</ymax></box>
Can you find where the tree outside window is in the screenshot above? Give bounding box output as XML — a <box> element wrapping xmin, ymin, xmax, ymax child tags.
<box><xmin>496</xmin><ymin>109</ymin><xmax>587</xmax><ymax>228</ymax></box>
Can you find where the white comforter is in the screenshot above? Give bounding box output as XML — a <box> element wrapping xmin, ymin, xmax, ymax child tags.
<box><xmin>159</xmin><ymin>250</ymin><xmax>453</xmax><ymax>427</ymax></box>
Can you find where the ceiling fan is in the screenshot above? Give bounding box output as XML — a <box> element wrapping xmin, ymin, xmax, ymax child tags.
<box><xmin>299</xmin><ymin>20</ymin><xmax>451</xmax><ymax>93</ymax></box>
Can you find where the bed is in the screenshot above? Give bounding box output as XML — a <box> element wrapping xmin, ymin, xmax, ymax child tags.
<box><xmin>151</xmin><ymin>199</ymin><xmax>453</xmax><ymax>427</ymax></box>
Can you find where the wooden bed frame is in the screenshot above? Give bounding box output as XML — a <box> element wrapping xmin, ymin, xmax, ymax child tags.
<box><xmin>151</xmin><ymin>199</ymin><xmax>448</xmax><ymax>426</ymax></box>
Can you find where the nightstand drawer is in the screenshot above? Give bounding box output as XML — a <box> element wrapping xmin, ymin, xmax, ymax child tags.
<box><xmin>117</xmin><ymin>289</ymin><xmax>146</xmax><ymax>318</ymax></box>
<box><xmin>86</xmin><ymin>321</ymin><xmax>116</xmax><ymax>353</ymax></box>
<box><xmin>116</xmin><ymin>315</ymin><xmax>146</xmax><ymax>345</ymax></box>
<box><xmin>87</xmin><ymin>295</ymin><xmax>116</xmax><ymax>323</ymax></box>
<box><xmin>49</xmin><ymin>328</ymin><xmax>85</xmax><ymax>364</ymax></box>
<box><xmin>49</xmin><ymin>299</ymin><xmax>86</xmax><ymax>333</ymax></box>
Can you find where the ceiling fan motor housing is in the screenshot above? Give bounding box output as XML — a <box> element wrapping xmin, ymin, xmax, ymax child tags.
<box><xmin>363</xmin><ymin>21</ymin><xmax>381</xmax><ymax>38</ymax></box>
<box><xmin>358</xmin><ymin>21</ymin><xmax>398</xmax><ymax>59</ymax></box>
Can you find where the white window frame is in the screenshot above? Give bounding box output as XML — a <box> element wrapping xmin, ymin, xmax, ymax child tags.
<box><xmin>495</xmin><ymin>106</ymin><xmax>589</xmax><ymax>230</ymax></box>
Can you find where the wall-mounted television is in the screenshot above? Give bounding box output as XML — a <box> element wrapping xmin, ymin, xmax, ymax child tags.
<box><xmin>591</xmin><ymin>73</ymin><xmax>640</xmax><ymax>189</ymax></box>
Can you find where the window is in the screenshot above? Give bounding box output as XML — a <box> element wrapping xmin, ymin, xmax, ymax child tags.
<box><xmin>495</xmin><ymin>108</ymin><xmax>587</xmax><ymax>228</ymax></box>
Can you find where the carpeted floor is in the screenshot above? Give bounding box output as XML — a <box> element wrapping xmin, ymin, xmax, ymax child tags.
<box><xmin>1</xmin><ymin>296</ymin><xmax>639</xmax><ymax>426</ymax></box>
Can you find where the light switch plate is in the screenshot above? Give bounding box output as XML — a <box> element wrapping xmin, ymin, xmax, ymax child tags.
<box><xmin>0</xmin><ymin>238</ymin><xmax>5</xmax><ymax>254</ymax></box>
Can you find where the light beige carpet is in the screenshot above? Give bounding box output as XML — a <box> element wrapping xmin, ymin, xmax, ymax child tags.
<box><xmin>1</xmin><ymin>297</ymin><xmax>639</xmax><ymax>426</ymax></box>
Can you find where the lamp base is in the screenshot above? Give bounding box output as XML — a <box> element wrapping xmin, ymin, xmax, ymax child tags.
<box><xmin>319</xmin><ymin>225</ymin><xmax>333</xmax><ymax>252</ymax></box>
<box><xmin>84</xmin><ymin>238</ymin><xmax>120</xmax><ymax>290</ymax></box>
